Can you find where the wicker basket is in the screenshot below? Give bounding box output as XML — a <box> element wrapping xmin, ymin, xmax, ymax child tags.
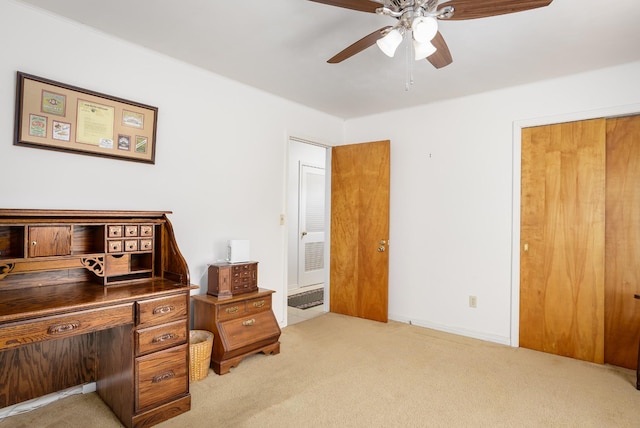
<box><xmin>189</xmin><ymin>330</ymin><xmax>214</xmax><ymax>382</ymax></box>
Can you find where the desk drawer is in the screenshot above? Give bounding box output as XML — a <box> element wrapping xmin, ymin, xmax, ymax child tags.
<box><xmin>124</xmin><ymin>240</ymin><xmax>138</xmax><ymax>252</ymax></box>
<box><xmin>137</xmin><ymin>294</ymin><xmax>187</xmax><ymax>327</ymax></box>
<box><xmin>136</xmin><ymin>320</ymin><xmax>188</xmax><ymax>356</ymax></box>
<box><xmin>136</xmin><ymin>344</ymin><xmax>188</xmax><ymax>411</ymax></box>
<box><xmin>0</xmin><ymin>303</ymin><xmax>133</xmax><ymax>349</ymax></box>
<box><xmin>105</xmin><ymin>253</ymin><xmax>130</xmax><ymax>276</ymax></box>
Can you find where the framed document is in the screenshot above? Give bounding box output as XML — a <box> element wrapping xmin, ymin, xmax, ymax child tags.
<box><xmin>14</xmin><ymin>72</ymin><xmax>158</xmax><ymax>164</ymax></box>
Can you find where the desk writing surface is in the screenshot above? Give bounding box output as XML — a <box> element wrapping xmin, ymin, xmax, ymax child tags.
<box><xmin>0</xmin><ymin>279</ymin><xmax>189</xmax><ymax>323</ymax></box>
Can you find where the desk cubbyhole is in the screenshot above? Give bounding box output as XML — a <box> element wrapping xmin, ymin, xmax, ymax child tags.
<box><xmin>0</xmin><ymin>226</ymin><xmax>25</xmax><ymax>259</ymax></box>
<box><xmin>131</xmin><ymin>253</ymin><xmax>153</xmax><ymax>272</ymax></box>
<box><xmin>72</xmin><ymin>225</ymin><xmax>105</xmax><ymax>255</ymax></box>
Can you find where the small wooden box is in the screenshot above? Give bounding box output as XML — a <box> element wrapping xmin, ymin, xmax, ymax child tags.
<box><xmin>207</xmin><ymin>262</ymin><xmax>258</xmax><ymax>297</ymax></box>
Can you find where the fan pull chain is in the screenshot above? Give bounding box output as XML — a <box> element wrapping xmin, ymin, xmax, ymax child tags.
<box><xmin>405</xmin><ymin>40</ymin><xmax>415</xmax><ymax>91</ymax></box>
<box><xmin>405</xmin><ymin>44</ymin><xmax>410</xmax><ymax>91</ymax></box>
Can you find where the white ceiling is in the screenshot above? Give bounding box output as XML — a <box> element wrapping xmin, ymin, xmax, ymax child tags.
<box><xmin>16</xmin><ymin>0</ymin><xmax>640</xmax><ymax>119</ymax></box>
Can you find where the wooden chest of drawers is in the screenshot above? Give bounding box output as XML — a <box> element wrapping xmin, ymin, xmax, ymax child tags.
<box><xmin>192</xmin><ymin>289</ymin><xmax>280</xmax><ymax>375</ymax></box>
<box><xmin>207</xmin><ymin>262</ymin><xmax>258</xmax><ymax>297</ymax></box>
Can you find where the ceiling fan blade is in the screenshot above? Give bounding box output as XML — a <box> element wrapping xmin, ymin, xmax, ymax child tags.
<box><xmin>426</xmin><ymin>32</ymin><xmax>453</xmax><ymax>69</ymax></box>
<box><xmin>437</xmin><ymin>0</ymin><xmax>553</xmax><ymax>20</ymax></box>
<box><xmin>307</xmin><ymin>0</ymin><xmax>382</xmax><ymax>13</ymax></box>
<box><xmin>328</xmin><ymin>26</ymin><xmax>392</xmax><ymax>63</ymax></box>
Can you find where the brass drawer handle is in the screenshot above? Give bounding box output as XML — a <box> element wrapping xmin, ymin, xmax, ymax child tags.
<box><xmin>253</xmin><ymin>300</ymin><xmax>265</xmax><ymax>308</ymax></box>
<box><xmin>242</xmin><ymin>318</ymin><xmax>256</xmax><ymax>326</ymax></box>
<box><xmin>152</xmin><ymin>333</ymin><xmax>178</xmax><ymax>343</ymax></box>
<box><xmin>152</xmin><ymin>370</ymin><xmax>175</xmax><ymax>383</ymax></box>
<box><xmin>153</xmin><ymin>305</ymin><xmax>175</xmax><ymax>315</ymax></box>
<box><xmin>47</xmin><ymin>321</ymin><xmax>80</xmax><ymax>335</ymax></box>
<box><xmin>225</xmin><ymin>306</ymin><xmax>239</xmax><ymax>314</ymax></box>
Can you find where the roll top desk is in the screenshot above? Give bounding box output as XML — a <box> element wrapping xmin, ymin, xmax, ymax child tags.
<box><xmin>0</xmin><ymin>209</ymin><xmax>194</xmax><ymax>427</ymax></box>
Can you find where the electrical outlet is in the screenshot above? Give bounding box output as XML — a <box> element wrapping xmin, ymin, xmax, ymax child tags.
<box><xmin>469</xmin><ymin>295</ymin><xmax>477</xmax><ymax>308</ymax></box>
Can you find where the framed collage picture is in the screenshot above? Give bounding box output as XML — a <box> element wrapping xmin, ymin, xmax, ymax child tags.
<box><xmin>14</xmin><ymin>71</ymin><xmax>158</xmax><ymax>164</ymax></box>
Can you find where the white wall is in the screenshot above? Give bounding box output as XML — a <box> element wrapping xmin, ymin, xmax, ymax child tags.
<box><xmin>0</xmin><ymin>1</ymin><xmax>344</xmax><ymax>326</ymax></box>
<box><xmin>345</xmin><ymin>61</ymin><xmax>640</xmax><ymax>344</ymax></box>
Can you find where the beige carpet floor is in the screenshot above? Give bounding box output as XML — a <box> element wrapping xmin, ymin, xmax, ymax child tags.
<box><xmin>3</xmin><ymin>312</ymin><xmax>640</xmax><ymax>427</ymax></box>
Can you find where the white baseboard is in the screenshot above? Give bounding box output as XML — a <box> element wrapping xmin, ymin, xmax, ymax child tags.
<box><xmin>0</xmin><ymin>382</ymin><xmax>96</xmax><ymax>420</ymax></box>
<box><xmin>389</xmin><ymin>313</ymin><xmax>512</xmax><ymax>346</ymax></box>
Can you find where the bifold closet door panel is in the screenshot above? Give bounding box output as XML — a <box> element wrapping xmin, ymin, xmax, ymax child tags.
<box><xmin>605</xmin><ymin>114</ymin><xmax>640</xmax><ymax>370</ymax></box>
<box><xmin>520</xmin><ymin>119</ymin><xmax>606</xmax><ymax>363</ymax></box>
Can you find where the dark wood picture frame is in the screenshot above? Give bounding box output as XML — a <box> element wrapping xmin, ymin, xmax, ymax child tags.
<box><xmin>14</xmin><ymin>71</ymin><xmax>158</xmax><ymax>164</ymax></box>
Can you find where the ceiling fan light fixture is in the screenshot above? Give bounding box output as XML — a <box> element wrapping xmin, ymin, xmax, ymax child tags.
<box><xmin>413</xmin><ymin>39</ymin><xmax>437</xmax><ymax>61</ymax></box>
<box><xmin>411</xmin><ymin>16</ymin><xmax>438</xmax><ymax>43</ymax></box>
<box><xmin>376</xmin><ymin>28</ymin><xmax>403</xmax><ymax>57</ymax></box>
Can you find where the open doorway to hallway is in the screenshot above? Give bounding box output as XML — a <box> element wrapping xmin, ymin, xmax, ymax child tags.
<box><xmin>286</xmin><ymin>137</ymin><xmax>328</xmax><ymax>325</ymax></box>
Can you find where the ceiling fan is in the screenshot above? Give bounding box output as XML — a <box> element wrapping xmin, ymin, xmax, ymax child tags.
<box><xmin>309</xmin><ymin>0</ymin><xmax>554</xmax><ymax>69</ymax></box>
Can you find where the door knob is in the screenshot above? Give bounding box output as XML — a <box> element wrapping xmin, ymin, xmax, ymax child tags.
<box><xmin>301</xmin><ymin>231</ymin><xmax>307</xmax><ymax>238</ymax></box>
<box><xmin>377</xmin><ymin>246</ymin><xmax>385</xmax><ymax>252</ymax></box>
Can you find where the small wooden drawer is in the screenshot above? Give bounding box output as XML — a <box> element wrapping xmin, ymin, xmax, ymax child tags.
<box><xmin>232</xmin><ymin>263</ymin><xmax>256</xmax><ymax>274</ymax></box>
<box><xmin>140</xmin><ymin>239</ymin><xmax>153</xmax><ymax>251</ymax></box>
<box><xmin>218</xmin><ymin>310</ymin><xmax>280</xmax><ymax>353</ymax></box>
<box><xmin>108</xmin><ymin>240</ymin><xmax>123</xmax><ymax>253</ymax></box>
<box><xmin>231</xmin><ymin>282</ymin><xmax>257</xmax><ymax>294</ymax></box>
<box><xmin>136</xmin><ymin>320</ymin><xmax>188</xmax><ymax>356</ymax></box>
<box><xmin>106</xmin><ymin>253</ymin><xmax>130</xmax><ymax>276</ymax></box>
<box><xmin>140</xmin><ymin>225</ymin><xmax>153</xmax><ymax>237</ymax></box>
<box><xmin>232</xmin><ymin>271</ymin><xmax>253</xmax><ymax>281</ymax></box>
<box><xmin>108</xmin><ymin>226</ymin><xmax>123</xmax><ymax>238</ymax></box>
<box><xmin>125</xmin><ymin>225</ymin><xmax>139</xmax><ymax>237</ymax></box>
<box><xmin>137</xmin><ymin>295</ymin><xmax>188</xmax><ymax>327</ymax></box>
<box><xmin>125</xmin><ymin>240</ymin><xmax>138</xmax><ymax>252</ymax></box>
<box><xmin>217</xmin><ymin>301</ymin><xmax>246</xmax><ymax>321</ymax></box>
<box><xmin>0</xmin><ymin>303</ymin><xmax>133</xmax><ymax>349</ymax></box>
<box><xmin>246</xmin><ymin>295</ymin><xmax>271</xmax><ymax>315</ymax></box>
<box><xmin>136</xmin><ymin>344</ymin><xmax>188</xmax><ymax>411</ymax></box>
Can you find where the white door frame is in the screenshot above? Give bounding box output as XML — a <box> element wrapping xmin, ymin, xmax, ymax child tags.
<box><xmin>284</xmin><ymin>136</ymin><xmax>332</xmax><ymax>326</ymax></box>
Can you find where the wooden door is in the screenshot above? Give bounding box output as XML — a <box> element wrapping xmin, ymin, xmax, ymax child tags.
<box><xmin>520</xmin><ymin>119</ymin><xmax>606</xmax><ymax>363</ymax></box>
<box><xmin>28</xmin><ymin>226</ymin><xmax>71</xmax><ymax>257</ymax></box>
<box><xmin>605</xmin><ymin>115</ymin><xmax>640</xmax><ymax>369</ymax></box>
<box><xmin>330</xmin><ymin>140</ymin><xmax>390</xmax><ymax>323</ymax></box>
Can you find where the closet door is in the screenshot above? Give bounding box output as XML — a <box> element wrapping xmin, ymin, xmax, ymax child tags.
<box><xmin>605</xmin><ymin>115</ymin><xmax>640</xmax><ymax>369</ymax></box>
<box><xmin>520</xmin><ymin>119</ymin><xmax>606</xmax><ymax>363</ymax></box>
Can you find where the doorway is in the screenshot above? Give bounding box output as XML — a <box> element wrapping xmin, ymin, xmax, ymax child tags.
<box><xmin>286</xmin><ymin>137</ymin><xmax>328</xmax><ymax>325</ymax></box>
<box><xmin>285</xmin><ymin>138</ymin><xmax>392</xmax><ymax>326</ymax></box>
